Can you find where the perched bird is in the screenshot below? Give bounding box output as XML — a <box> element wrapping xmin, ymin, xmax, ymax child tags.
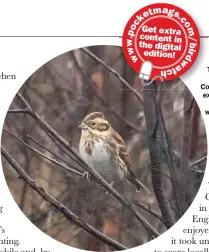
<box><xmin>78</xmin><ymin>112</ymin><xmax>150</xmax><ymax>193</ymax></box>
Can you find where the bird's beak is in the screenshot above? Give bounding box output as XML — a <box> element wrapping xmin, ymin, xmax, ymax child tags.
<box><xmin>78</xmin><ymin>123</ymin><xmax>86</xmax><ymax>129</ymax></box>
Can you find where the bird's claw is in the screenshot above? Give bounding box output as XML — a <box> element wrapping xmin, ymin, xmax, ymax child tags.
<box><xmin>82</xmin><ymin>172</ymin><xmax>91</xmax><ymax>182</ymax></box>
<box><xmin>105</xmin><ymin>181</ymin><xmax>114</xmax><ymax>195</ymax></box>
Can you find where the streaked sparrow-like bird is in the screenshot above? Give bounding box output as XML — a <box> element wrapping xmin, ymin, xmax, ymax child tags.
<box><xmin>78</xmin><ymin>112</ymin><xmax>150</xmax><ymax>193</ymax></box>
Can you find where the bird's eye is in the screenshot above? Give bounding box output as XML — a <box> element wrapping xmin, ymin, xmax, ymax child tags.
<box><xmin>91</xmin><ymin>122</ymin><xmax>96</xmax><ymax>126</ymax></box>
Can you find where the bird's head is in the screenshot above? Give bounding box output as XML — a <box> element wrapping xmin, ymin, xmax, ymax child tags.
<box><xmin>79</xmin><ymin>112</ymin><xmax>111</xmax><ymax>136</ymax></box>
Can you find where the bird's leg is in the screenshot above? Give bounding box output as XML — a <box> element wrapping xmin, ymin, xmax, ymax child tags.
<box><xmin>82</xmin><ymin>172</ymin><xmax>91</xmax><ymax>182</ymax></box>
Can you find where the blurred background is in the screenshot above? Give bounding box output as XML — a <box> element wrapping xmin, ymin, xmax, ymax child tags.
<box><xmin>1</xmin><ymin>45</ymin><xmax>207</xmax><ymax>251</ymax></box>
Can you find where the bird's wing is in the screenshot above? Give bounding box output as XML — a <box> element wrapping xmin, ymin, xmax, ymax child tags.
<box><xmin>111</xmin><ymin>129</ymin><xmax>134</xmax><ymax>173</ymax></box>
<box><xmin>111</xmin><ymin>129</ymin><xmax>151</xmax><ymax>193</ymax></box>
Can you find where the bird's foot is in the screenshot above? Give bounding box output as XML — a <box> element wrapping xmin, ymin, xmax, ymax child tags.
<box><xmin>82</xmin><ymin>172</ymin><xmax>91</xmax><ymax>182</ymax></box>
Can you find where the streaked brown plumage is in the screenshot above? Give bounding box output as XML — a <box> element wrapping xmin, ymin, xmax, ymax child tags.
<box><xmin>78</xmin><ymin>112</ymin><xmax>150</xmax><ymax>193</ymax></box>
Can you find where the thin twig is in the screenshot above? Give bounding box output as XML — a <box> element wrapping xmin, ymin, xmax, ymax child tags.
<box><xmin>16</xmin><ymin>92</ymin><xmax>160</xmax><ymax>237</ymax></box>
<box><xmin>189</xmin><ymin>101</ymin><xmax>200</xmax><ymax>159</ymax></box>
<box><xmin>134</xmin><ymin>201</ymin><xmax>165</xmax><ymax>224</ymax></box>
<box><xmin>180</xmin><ymin>87</ymin><xmax>194</xmax><ymax>171</ymax></box>
<box><xmin>179</xmin><ymin>86</ymin><xmax>194</xmax><ymax>212</ymax></box>
<box><xmin>154</xmin><ymin>82</ymin><xmax>183</xmax><ymax>219</ymax></box>
<box><xmin>189</xmin><ymin>167</ymin><xmax>205</xmax><ymax>174</ymax></box>
<box><xmin>8</xmin><ymin>109</ymin><xmax>30</xmax><ymax>114</ymax></box>
<box><xmin>19</xmin><ymin>133</ymin><xmax>30</xmax><ymax>211</ymax></box>
<box><xmin>1</xmin><ymin>146</ymin><xmax>127</xmax><ymax>251</ymax></box>
<box><xmin>26</xmin><ymin>134</ymin><xmax>83</xmax><ymax>172</ymax></box>
<box><xmin>81</xmin><ymin>48</ymin><xmax>144</xmax><ymax>105</ymax></box>
<box><xmin>189</xmin><ymin>156</ymin><xmax>207</xmax><ymax>168</ymax></box>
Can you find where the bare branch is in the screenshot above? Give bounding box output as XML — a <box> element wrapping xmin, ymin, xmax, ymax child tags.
<box><xmin>19</xmin><ymin>132</ymin><xmax>31</xmax><ymax>211</ymax></box>
<box><xmin>143</xmin><ymin>83</ymin><xmax>175</xmax><ymax>229</ymax></box>
<box><xmin>9</xmin><ymin>96</ymin><xmax>88</xmax><ymax>177</ymax></box>
<box><xmin>179</xmin><ymin>86</ymin><xmax>194</xmax><ymax>212</ymax></box>
<box><xmin>189</xmin><ymin>101</ymin><xmax>200</xmax><ymax>159</ymax></box>
<box><xmin>81</xmin><ymin>48</ymin><xmax>144</xmax><ymax>105</ymax></box>
<box><xmin>154</xmin><ymin>83</ymin><xmax>183</xmax><ymax>219</ymax></box>
<box><xmin>1</xmin><ymin>146</ymin><xmax>127</xmax><ymax>251</ymax></box>
<box><xmin>180</xmin><ymin>87</ymin><xmax>194</xmax><ymax>171</ymax></box>
<box><xmin>8</xmin><ymin>109</ymin><xmax>30</xmax><ymax>114</ymax></box>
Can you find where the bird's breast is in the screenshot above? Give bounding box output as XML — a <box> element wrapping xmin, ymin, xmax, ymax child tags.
<box><xmin>79</xmin><ymin>138</ymin><xmax>125</xmax><ymax>182</ymax></box>
<box><xmin>79</xmin><ymin>139</ymin><xmax>111</xmax><ymax>165</ymax></box>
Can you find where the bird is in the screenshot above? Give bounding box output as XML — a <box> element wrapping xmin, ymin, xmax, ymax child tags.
<box><xmin>78</xmin><ymin>112</ymin><xmax>150</xmax><ymax>193</ymax></box>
